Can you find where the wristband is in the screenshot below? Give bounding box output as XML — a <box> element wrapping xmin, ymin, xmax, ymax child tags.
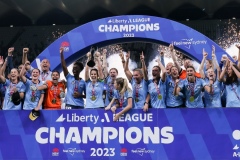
<box><xmin>144</xmin><ymin>102</ymin><xmax>149</xmax><ymax>105</ymax></box>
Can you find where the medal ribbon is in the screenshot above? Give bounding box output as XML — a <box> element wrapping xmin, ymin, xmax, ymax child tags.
<box><xmin>109</xmin><ymin>82</ymin><xmax>114</xmax><ymax>98</ymax></box>
<box><xmin>41</xmin><ymin>72</ymin><xmax>48</xmax><ymax>81</ymax></box>
<box><xmin>31</xmin><ymin>84</ymin><xmax>37</xmax><ymax>99</ymax></box>
<box><xmin>135</xmin><ymin>83</ymin><xmax>140</xmax><ymax>99</ymax></box>
<box><xmin>153</xmin><ymin>81</ymin><xmax>161</xmax><ymax>96</ymax></box>
<box><xmin>52</xmin><ymin>85</ymin><xmax>58</xmax><ymax>99</ymax></box>
<box><xmin>210</xmin><ymin>83</ymin><xmax>214</xmax><ymax>100</ymax></box>
<box><xmin>211</xmin><ymin>84</ymin><xmax>214</xmax><ymax>94</ymax></box>
<box><xmin>9</xmin><ymin>83</ymin><xmax>16</xmax><ymax>96</ymax></box>
<box><xmin>231</xmin><ymin>84</ymin><xmax>240</xmax><ymax>100</ymax></box>
<box><xmin>188</xmin><ymin>81</ymin><xmax>195</xmax><ymax>96</ymax></box>
<box><xmin>74</xmin><ymin>80</ymin><xmax>79</xmax><ymax>91</ymax></box>
<box><xmin>119</xmin><ymin>92</ymin><xmax>124</xmax><ymax>108</ymax></box>
<box><xmin>91</xmin><ymin>83</ymin><xmax>95</xmax><ymax>97</ymax></box>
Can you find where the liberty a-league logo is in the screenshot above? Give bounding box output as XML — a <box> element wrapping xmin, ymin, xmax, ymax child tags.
<box><xmin>232</xmin><ymin>130</ymin><xmax>240</xmax><ymax>157</ymax></box>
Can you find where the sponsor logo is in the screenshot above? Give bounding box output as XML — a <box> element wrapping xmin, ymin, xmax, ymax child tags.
<box><xmin>173</xmin><ymin>38</ymin><xmax>207</xmax><ymax>49</ymax></box>
<box><xmin>56</xmin><ymin>114</ymin><xmax>65</xmax><ymax>122</ymax></box>
<box><xmin>233</xmin><ymin>130</ymin><xmax>240</xmax><ymax>140</ymax></box>
<box><xmin>52</xmin><ymin>148</ymin><xmax>59</xmax><ymax>156</ymax></box>
<box><xmin>55</xmin><ymin>113</ymin><xmax>99</xmax><ymax>124</ymax></box>
<box><xmin>61</xmin><ymin>41</ymin><xmax>70</xmax><ymax>52</ymax></box>
<box><xmin>107</xmin><ymin>18</ymin><xmax>150</xmax><ymax>24</ymax></box>
<box><xmin>120</xmin><ymin>148</ymin><xmax>127</xmax><ymax>156</ymax></box>
<box><xmin>131</xmin><ymin>148</ymin><xmax>155</xmax><ymax>156</ymax></box>
<box><xmin>63</xmin><ymin>148</ymin><xmax>85</xmax><ymax>156</ymax></box>
<box><xmin>233</xmin><ymin>152</ymin><xmax>240</xmax><ymax>157</ymax></box>
<box><xmin>232</xmin><ymin>130</ymin><xmax>240</xmax><ymax>157</ymax></box>
<box><xmin>233</xmin><ymin>145</ymin><xmax>239</xmax><ymax>150</ymax></box>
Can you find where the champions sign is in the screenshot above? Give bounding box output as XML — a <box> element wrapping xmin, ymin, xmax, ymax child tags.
<box><xmin>31</xmin><ymin>15</ymin><xmax>229</xmax><ymax>72</ymax></box>
<box><xmin>0</xmin><ymin>109</ymin><xmax>239</xmax><ymax>159</ymax></box>
<box><xmin>98</xmin><ymin>23</ymin><xmax>160</xmax><ymax>33</ymax></box>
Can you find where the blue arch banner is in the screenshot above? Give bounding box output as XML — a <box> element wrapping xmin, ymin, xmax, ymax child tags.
<box><xmin>0</xmin><ymin>109</ymin><xmax>239</xmax><ymax>159</ymax></box>
<box><xmin>32</xmin><ymin>15</ymin><xmax>228</xmax><ymax>71</ymax></box>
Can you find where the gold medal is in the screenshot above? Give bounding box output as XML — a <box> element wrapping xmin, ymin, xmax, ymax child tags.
<box><xmin>158</xmin><ymin>94</ymin><xmax>162</xmax><ymax>100</ymax></box>
<box><xmin>135</xmin><ymin>98</ymin><xmax>139</xmax><ymax>102</ymax></box>
<box><xmin>91</xmin><ymin>96</ymin><xmax>96</xmax><ymax>101</ymax></box>
<box><xmin>52</xmin><ymin>99</ymin><xmax>56</xmax><ymax>104</ymax></box>
<box><xmin>189</xmin><ymin>96</ymin><xmax>194</xmax><ymax>102</ymax></box>
<box><xmin>60</xmin><ymin>91</ymin><xmax>65</xmax><ymax>98</ymax></box>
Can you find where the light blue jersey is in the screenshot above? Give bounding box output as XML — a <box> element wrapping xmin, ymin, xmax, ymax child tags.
<box><xmin>204</xmin><ymin>79</ymin><xmax>222</xmax><ymax>108</ymax></box>
<box><xmin>104</xmin><ymin>76</ymin><xmax>116</xmax><ymax>106</ymax></box>
<box><xmin>131</xmin><ymin>79</ymin><xmax>148</xmax><ymax>109</ymax></box>
<box><xmin>2</xmin><ymin>80</ymin><xmax>25</xmax><ymax>110</ymax></box>
<box><xmin>23</xmin><ymin>79</ymin><xmax>44</xmax><ymax>110</ymax></box>
<box><xmin>65</xmin><ymin>74</ymin><xmax>86</xmax><ymax>107</ymax></box>
<box><xmin>148</xmin><ymin>79</ymin><xmax>166</xmax><ymax>108</ymax></box>
<box><xmin>85</xmin><ymin>80</ymin><xmax>104</xmax><ymax>109</ymax></box>
<box><xmin>179</xmin><ymin>78</ymin><xmax>206</xmax><ymax>108</ymax></box>
<box><xmin>225</xmin><ymin>79</ymin><xmax>240</xmax><ymax>107</ymax></box>
<box><xmin>166</xmin><ymin>76</ymin><xmax>184</xmax><ymax>107</ymax></box>
<box><xmin>113</xmin><ymin>89</ymin><xmax>132</xmax><ymax>108</ymax></box>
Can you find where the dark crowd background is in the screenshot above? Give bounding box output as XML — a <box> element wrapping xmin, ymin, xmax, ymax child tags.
<box><xmin>0</xmin><ymin>19</ymin><xmax>238</xmax><ymax>67</ymax></box>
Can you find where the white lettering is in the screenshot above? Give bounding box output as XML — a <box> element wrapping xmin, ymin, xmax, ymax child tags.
<box><xmin>82</xmin><ymin>127</ymin><xmax>101</xmax><ymax>144</ymax></box>
<box><xmin>64</xmin><ymin>113</ymin><xmax>99</xmax><ymax>124</ymax></box>
<box><xmin>173</xmin><ymin>39</ymin><xmax>207</xmax><ymax>49</ymax></box>
<box><xmin>118</xmin><ymin>113</ymin><xmax>153</xmax><ymax>122</ymax></box>
<box><xmin>143</xmin><ymin>127</ymin><xmax>160</xmax><ymax>144</ymax></box>
<box><xmin>99</xmin><ymin>25</ymin><xmax>104</xmax><ymax>32</ymax></box>
<box><xmin>103</xmin><ymin>127</ymin><xmax>118</xmax><ymax>143</ymax></box>
<box><xmin>50</xmin><ymin>127</ymin><xmax>65</xmax><ymax>143</ymax></box>
<box><xmin>161</xmin><ymin>127</ymin><xmax>174</xmax><ymax>144</ymax></box>
<box><xmin>98</xmin><ymin>23</ymin><xmax>160</xmax><ymax>32</ymax></box>
<box><xmin>126</xmin><ymin>127</ymin><xmax>142</xmax><ymax>144</ymax></box>
<box><xmin>154</xmin><ymin>23</ymin><xmax>160</xmax><ymax>30</ymax></box>
<box><xmin>65</xmin><ymin>127</ymin><xmax>81</xmax><ymax>143</ymax></box>
<box><xmin>35</xmin><ymin>127</ymin><xmax>48</xmax><ymax>144</ymax></box>
<box><xmin>35</xmin><ymin>126</ymin><xmax>174</xmax><ymax>144</ymax></box>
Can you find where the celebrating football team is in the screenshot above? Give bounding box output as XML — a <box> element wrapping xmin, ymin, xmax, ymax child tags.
<box><xmin>0</xmin><ymin>43</ymin><xmax>240</xmax><ymax>120</ymax></box>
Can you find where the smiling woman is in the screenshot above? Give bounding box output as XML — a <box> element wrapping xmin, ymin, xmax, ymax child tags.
<box><xmin>0</xmin><ymin>48</ymin><xmax>25</xmax><ymax>110</ymax></box>
<box><xmin>36</xmin><ymin>71</ymin><xmax>66</xmax><ymax>109</ymax></box>
<box><xmin>84</xmin><ymin>51</ymin><xmax>105</xmax><ymax>109</ymax></box>
<box><xmin>20</xmin><ymin>66</ymin><xmax>45</xmax><ymax>110</ymax></box>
